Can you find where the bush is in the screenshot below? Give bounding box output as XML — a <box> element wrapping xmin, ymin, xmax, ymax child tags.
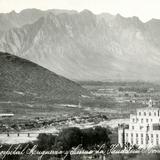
<box><xmin>37</xmin><ymin>133</ymin><xmax>56</xmax><ymax>151</ymax></box>
<box><xmin>55</xmin><ymin>127</ymin><xmax>82</xmax><ymax>151</ymax></box>
<box><xmin>55</xmin><ymin>126</ymin><xmax>111</xmax><ymax>151</ymax></box>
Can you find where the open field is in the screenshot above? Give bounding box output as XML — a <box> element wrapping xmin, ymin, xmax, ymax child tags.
<box><xmin>1</xmin><ymin>81</ymin><xmax>159</xmax><ymax>120</ymax></box>
<box><xmin>80</xmin><ymin>81</ymin><xmax>160</xmax><ymax>113</ymax></box>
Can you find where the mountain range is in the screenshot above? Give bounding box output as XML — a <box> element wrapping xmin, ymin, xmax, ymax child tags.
<box><xmin>0</xmin><ymin>51</ymin><xmax>87</xmax><ymax>104</ymax></box>
<box><xmin>0</xmin><ymin>9</ymin><xmax>160</xmax><ymax>81</ymax></box>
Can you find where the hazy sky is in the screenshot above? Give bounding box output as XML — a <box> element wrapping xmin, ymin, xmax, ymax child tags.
<box><xmin>0</xmin><ymin>0</ymin><xmax>160</xmax><ymax>22</ymax></box>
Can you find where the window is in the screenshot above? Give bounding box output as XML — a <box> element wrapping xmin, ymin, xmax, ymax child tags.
<box><xmin>126</xmin><ymin>133</ymin><xmax>128</xmax><ymax>137</ymax></box>
<box><xmin>146</xmin><ymin>134</ymin><xmax>149</xmax><ymax>144</ymax></box>
<box><xmin>156</xmin><ymin>139</ymin><xmax>159</xmax><ymax>145</ymax></box>
<box><xmin>141</xmin><ymin>136</ymin><xmax>143</xmax><ymax>144</ymax></box>
<box><xmin>139</xmin><ymin>112</ymin><xmax>141</xmax><ymax>116</ymax></box>
<box><xmin>136</xmin><ymin>139</ymin><xmax>138</xmax><ymax>145</ymax></box>
<box><xmin>141</xmin><ymin>139</ymin><xmax>143</xmax><ymax>144</ymax></box>
<box><xmin>151</xmin><ymin>134</ymin><xmax>153</xmax><ymax>144</ymax></box>
<box><xmin>151</xmin><ymin>139</ymin><xmax>153</xmax><ymax>144</ymax></box>
<box><xmin>140</xmin><ymin>126</ymin><xmax>143</xmax><ymax>130</ymax></box>
<box><xmin>156</xmin><ymin>134</ymin><xmax>159</xmax><ymax>145</ymax></box>
<box><xmin>137</xmin><ymin>118</ymin><xmax>139</xmax><ymax>122</ymax></box>
<box><xmin>136</xmin><ymin>134</ymin><xmax>138</xmax><ymax>145</ymax></box>
<box><xmin>141</xmin><ymin>133</ymin><xmax>143</xmax><ymax>137</ymax></box>
<box><xmin>132</xmin><ymin>126</ymin><xmax>134</xmax><ymax>130</ymax></box>
<box><xmin>146</xmin><ymin>119</ymin><xmax>148</xmax><ymax>123</ymax></box>
<box><xmin>141</xmin><ymin>119</ymin><xmax>143</xmax><ymax>123</ymax></box>
<box><xmin>133</xmin><ymin>118</ymin><xmax>135</xmax><ymax>122</ymax></box>
<box><xmin>131</xmin><ymin>133</ymin><xmax>133</xmax><ymax>137</ymax></box>
<box><xmin>131</xmin><ymin>139</ymin><xmax>133</xmax><ymax>145</ymax></box>
<box><xmin>149</xmin><ymin>112</ymin><xmax>151</xmax><ymax>116</ymax></box>
<box><xmin>154</xmin><ymin>112</ymin><xmax>156</xmax><ymax>116</ymax></box>
<box><xmin>151</xmin><ymin>119</ymin><xmax>152</xmax><ymax>122</ymax></box>
<box><xmin>144</xmin><ymin>112</ymin><xmax>146</xmax><ymax>116</ymax></box>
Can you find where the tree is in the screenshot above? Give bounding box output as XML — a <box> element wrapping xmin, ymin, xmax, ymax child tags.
<box><xmin>81</xmin><ymin>126</ymin><xmax>111</xmax><ymax>150</ymax></box>
<box><xmin>55</xmin><ymin>127</ymin><xmax>82</xmax><ymax>151</ymax></box>
<box><xmin>37</xmin><ymin>133</ymin><xmax>56</xmax><ymax>151</ymax></box>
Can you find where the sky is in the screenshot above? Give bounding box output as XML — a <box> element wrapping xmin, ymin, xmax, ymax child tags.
<box><xmin>0</xmin><ymin>0</ymin><xmax>160</xmax><ymax>22</ymax></box>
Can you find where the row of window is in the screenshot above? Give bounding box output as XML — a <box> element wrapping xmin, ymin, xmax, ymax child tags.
<box><xmin>126</xmin><ymin>133</ymin><xmax>159</xmax><ymax>145</ymax></box>
<box><xmin>131</xmin><ymin>126</ymin><xmax>147</xmax><ymax>130</ymax></box>
<box><xmin>130</xmin><ymin>137</ymin><xmax>159</xmax><ymax>145</ymax></box>
<box><xmin>138</xmin><ymin>111</ymin><xmax>159</xmax><ymax>116</ymax></box>
<box><xmin>132</xmin><ymin>118</ymin><xmax>153</xmax><ymax>123</ymax></box>
<box><xmin>126</xmin><ymin>133</ymin><xmax>159</xmax><ymax>138</ymax></box>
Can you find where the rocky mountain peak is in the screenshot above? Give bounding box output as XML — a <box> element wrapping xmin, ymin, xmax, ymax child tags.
<box><xmin>0</xmin><ymin>9</ymin><xmax>160</xmax><ymax>81</ymax></box>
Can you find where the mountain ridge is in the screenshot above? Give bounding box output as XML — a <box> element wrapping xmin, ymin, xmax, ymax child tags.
<box><xmin>1</xmin><ymin>9</ymin><xmax>160</xmax><ymax>81</ymax></box>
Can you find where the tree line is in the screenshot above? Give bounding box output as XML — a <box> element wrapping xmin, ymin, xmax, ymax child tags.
<box><xmin>37</xmin><ymin>126</ymin><xmax>111</xmax><ymax>151</ymax></box>
<box><xmin>0</xmin><ymin>126</ymin><xmax>111</xmax><ymax>160</ymax></box>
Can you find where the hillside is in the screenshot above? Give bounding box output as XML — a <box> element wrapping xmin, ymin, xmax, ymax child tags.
<box><xmin>0</xmin><ymin>52</ymin><xmax>87</xmax><ymax>104</ymax></box>
<box><xmin>1</xmin><ymin>9</ymin><xmax>160</xmax><ymax>81</ymax></box>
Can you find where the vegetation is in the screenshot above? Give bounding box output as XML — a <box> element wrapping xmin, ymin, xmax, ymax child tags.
<box><xmin>37</xmin><ymin>133</ymin><xmax>56</xmax><ymax>151</ymax></box>
<box><xmin>37</xmin><ymin>126</ymin><xmax>111</xmax><ymax>151</ymax></box>
<box><xmin>0</xmin><ymin>126</ymin><xmax>111</xmax><ymax>160</ymax></box>
<box><xmin>118</xmin><ymin>87</ymin><xmax>148</xmax><ymax>93</ymax></box>
<box><xmin>78</xmin><ymin>81</ymin><xmax>160</xmax><ymax>87</ymax></box>
<box><xmin>0</xmin><ymin>52</ymin><xmax>88</xmax><ymax>104</ymax></box>
<box><xmin>2</xmin><ymin>127</ymin><xmax>160</xmax><ymax>160</ymax></box>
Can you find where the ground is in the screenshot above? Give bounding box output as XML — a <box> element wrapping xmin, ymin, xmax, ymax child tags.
<box><xmin>0</xmin><ymin>81</ymin><xmax>159</xmax><ymax>145</ymax></box>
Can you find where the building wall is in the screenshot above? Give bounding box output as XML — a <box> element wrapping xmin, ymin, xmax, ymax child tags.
<box><xmin>118</xmin><ymin>128</ymin><xmax>124</xmax><ymax>147</ymax></box>
<box><xmin>125</xmin><ymin>129</ymin><xmax>160</xmax><ymax>148</ymax></box>
<box><xmin>118</xmin><ymin>102</ymin><xmax>160</xmax><ymax>148</ymax></box>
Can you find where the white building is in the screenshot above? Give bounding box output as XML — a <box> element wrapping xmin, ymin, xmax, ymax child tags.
<box><xmin>0</xmin><ymin>113</ymin><xmax>14</xmax><ymax>118</ymax></box>
<box><xmin>118</xmin><ymin>98</ymin><xmax>160</xmax><ymax>148</ymax></box>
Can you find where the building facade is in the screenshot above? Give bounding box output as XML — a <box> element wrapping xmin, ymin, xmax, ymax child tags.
<box><xmin>118</xmin><ymin>98</ymin><xmax>160</xmax><ymax>148</ymax></box>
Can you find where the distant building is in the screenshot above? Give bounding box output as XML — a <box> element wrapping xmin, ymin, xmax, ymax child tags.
<box><xmin>118</xmin><ymin>98</ymin><xmax>160</xmax><ymax>148</ymax></box>
<box><xmin>0</xmin><ymin>113</ymin><xmax>14</xmax><ymax>118</ymax></box>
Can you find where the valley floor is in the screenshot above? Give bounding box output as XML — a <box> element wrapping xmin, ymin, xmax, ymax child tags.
<box><xmin>0</xmin><ymin>117</ymin><xmax>128</xmax><ymax>144</ymax></box>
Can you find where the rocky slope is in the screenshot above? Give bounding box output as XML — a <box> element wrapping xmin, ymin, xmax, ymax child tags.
<box><xmin>1</xmin><ymin>9</ymin><xmax>160</xmax><ymax>81</ymax></box>
<box><xmin>0</xmin><ymin>52</ymin><xmax>87</xmax><ymax>103</ymax></box>
<box><xmin>0</xmin><ymin>9</ymin><xmax>77</xmax><ymax>32</ymax></box>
